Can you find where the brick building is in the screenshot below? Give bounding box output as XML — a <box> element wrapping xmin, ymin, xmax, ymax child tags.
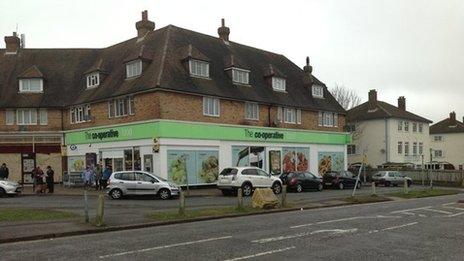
<box><xmin>1</xmin><ymin>11</ymin><xmax>350</xmax><ymax>185</ymax></box>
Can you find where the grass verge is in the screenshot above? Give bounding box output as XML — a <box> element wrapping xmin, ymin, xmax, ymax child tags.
<box><xmin>147</xmin><ymin>206</ymin><xmax>267</xmax><ymax>221</ymax></box>
<box><xmin>388</xmin><ymin>189</ymin><xmax>460</xmax><ymax>199</ymax></box>
<box><xmin>0</xmin><ymin>208</ymin><xmax>77</xmax><ymax>222</ymax></box>
<box><xmin>343</xmin><ymin>194</ymin><xmax>391</xmax><ymax>204</ymax></box>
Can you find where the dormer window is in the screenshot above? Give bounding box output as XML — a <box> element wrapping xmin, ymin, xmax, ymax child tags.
<box><xmin>232</xmin><ymin>68</ymin><xmax>249</xmax><ymax>85</ymax></box>
<box><xmin>19</xmin><ymin>78</ymin><xmax>43</xmax><ymax>93</ymax></box>
<box><xmin>126</xmin><ymin>60</ymin><xmax>142</xmax><ymax>78</ymax></box>
<box><xmin>189</xmin><ymin>59</ymin><xmax>209</xmax><ymax>78</ymax></box>
<box><xmin>312</xmin><ymin>85</ymin><xmax>324</xmax><ymax>98</ymax></box>
<box><xmin>86</xmin><ymin>72</ymin><xmax>100</xmax><ymax>88</ymax></box>
<box><xmin>272</xmin><ymin>77</ymin><xmax>286</xmax><ymax>91</ymax></box>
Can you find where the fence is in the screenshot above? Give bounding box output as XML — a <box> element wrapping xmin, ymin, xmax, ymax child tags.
<box><xmin>358</xmin><ymin>169</ymin><xmax>464</xmax><ymax>187</ymax></box>
<box><xmin>62</xmin><ymin>171</ymin><xmax>85</xmax><ymax>188</ymax></box>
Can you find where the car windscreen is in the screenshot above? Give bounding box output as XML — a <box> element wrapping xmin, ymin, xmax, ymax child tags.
<box><xmin>373</xmin><ymin>172</ymin><xmax>384</xmax><ymax>177</ymax></box>
<box><xmin>220</xmin><ymin>168</ymin><xmax>238</xmax><ymax>176</ymax></box>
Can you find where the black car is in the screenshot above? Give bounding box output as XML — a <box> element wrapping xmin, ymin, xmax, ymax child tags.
<box><xmin>323</xmin><ymin>171</ymin><xmax>361</xmax><ymax>190</ymax></box>
<box><xmin>279</xmin><ymin>172</ymin><xmax>323</xmax><ymax>192</ymax></box>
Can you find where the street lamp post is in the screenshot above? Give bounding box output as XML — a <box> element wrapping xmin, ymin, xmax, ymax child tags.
<box><xmin>421</xmin><ymin>154</ymin><xmax>424</xmax><ymax>186</ymax></box>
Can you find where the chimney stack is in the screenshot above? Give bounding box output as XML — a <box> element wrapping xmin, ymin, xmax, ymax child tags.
<box><xmin>136</xmin><ymin>10</ymin><xmax>155</xmax><ymax>38</ymax></box>
<box><xmin>303</xmin><ymin>56</ymin><xmax>313</xmax><ymax>86</ymax></box>
<box><xmin>398</xmin><ymin>96</ymin><xmax>406</xmax><ymax>111</ymax></box>
<box><xmin>4</xmin><ymin>32</ymin><xmax>20</xmax><ymax>54</ymax></box>
<box><xmin>217</xmin><ymin>18</ymin><xmax>230</xmax><ymax>42</ymax></box>
<box><xmin>449</xmin><ymin>111</ymin><xmax>456</xmax><ymax>122</ymax></box>
<box><xmin>368</xmin><ymin>89</ymin><xmax>377</xmax><ymax>109</ymax></box>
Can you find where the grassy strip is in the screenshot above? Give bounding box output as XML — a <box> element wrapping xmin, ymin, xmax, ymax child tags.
<box><xmin>343</xmin><ymin>194</ymin><xmax>391</xmax><ymax>204</ymax></box>
<box><xmin>147</xmin><ymin>206</ymin><xmax>265</xmax><ymax>221</ymax></box>
<box><xmin>0</xmin><ymin>208</ymin><xmax>77</xmax><ymax>222</ymax></box>
<box><xmin>388</xmin><ymin>189</ymin><xmax>460</xmax><ymax>199</ymax></box>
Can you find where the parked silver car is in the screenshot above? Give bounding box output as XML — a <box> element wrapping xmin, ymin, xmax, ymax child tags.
<box><xmin>107</xmin><ymin>171</ymin><xmax>180</xmax><ymax>200</ymax></box>
<box><xmin>0</xmin><ymin>180</ymin><xmax>22</xmax><ymax>196</ymax></box>
<box><xmin>372</xmin><ymin>171</ymin><xmax>412</xmax><ymax>187</ymax></box>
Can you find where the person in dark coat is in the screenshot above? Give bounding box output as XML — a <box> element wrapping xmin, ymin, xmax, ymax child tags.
<box><xmin>35</xmin><ymin>166</ymin><xmax>45</xmax><ymax>195</ymax></box>
<box><xmin>46</xmin><ymin>166</ymin><xmax>55</xmax><ymax>193</ymax></box>
<box><xmin>0</xmin><ymin>163</ymin><xmax>9</xmax><ymax>180</ymax></box>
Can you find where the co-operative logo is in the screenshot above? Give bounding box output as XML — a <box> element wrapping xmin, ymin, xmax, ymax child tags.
<box><xmin>69</xmin><ymin>144</ymin><xmax>77</xmax><ymax>151</ymax></box>
<box><xmin>244</xmin><ymin>129</ymin><xmax>284</xmax><ymax>140</ymax></box>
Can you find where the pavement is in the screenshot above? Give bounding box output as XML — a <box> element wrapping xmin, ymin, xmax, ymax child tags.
<box><xmin>0</xmin><ymin>184</ymin><xmax>462</xmax><ymax>244</ymax></box>
<box><xmin>1</xmin><ymin>194</ymin><xmax>463</xmax><ymax>260</ymax></box>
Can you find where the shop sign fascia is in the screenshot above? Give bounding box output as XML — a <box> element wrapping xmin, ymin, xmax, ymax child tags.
<box><xmin>65</xmin><ymin>121</ymin><xmax>351</xmax><ymax>145</ymax></box>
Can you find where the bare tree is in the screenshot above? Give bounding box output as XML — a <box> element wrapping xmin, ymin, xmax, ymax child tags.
<box><xmin>330</xmin><ymin>84</ymin><xmax>362</xmax><ymax>110</ymax></box>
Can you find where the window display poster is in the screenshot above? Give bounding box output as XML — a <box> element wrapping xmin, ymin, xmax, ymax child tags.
<box><xmin>269</xmin><ymin>150</ymin><xmax>281</xmax><ymax>175</ymax></box>
<box><xmin>232</xmin><ymin>146</ymin><xmax>250</xmax><ymax>167</ymax></box>
<box><xmin>318</xmin><ymin>152</ymin><xmax>345</xmax><ymax>175</ymax></box>
<box><xmin>68</xmin><ymin>156</ymin><xmax>85</xmax><ymax>173</ymax></box>
<box><xmin>167</xmin><ymin>150</ymin><xmax>219</xmax><ymax>185</ymax></box>
<box><xmin>282</xmin><ymin>147</ymin><xmax>310</xmax><ymax>173</ymax></box>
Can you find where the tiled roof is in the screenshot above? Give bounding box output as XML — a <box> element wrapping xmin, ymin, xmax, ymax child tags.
<box><xmin>430</xmin><ymin>118</ymin><xmax>464</xmax><ymax>134</ymax></box>
<box><xmin>0</xmin><ymin>25</ymin><xmax>345</xmax><ymax>114</ymax></box>
<box><xmin>347</xmin><ymin>100</ymin><xmax>432</xmax><ymax>123</ymax></box>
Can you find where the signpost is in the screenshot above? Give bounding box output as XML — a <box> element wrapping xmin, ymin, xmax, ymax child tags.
<box><xmin>352</xmin><ymin>154</ymin><xmax>367</xmax><ymax>197</ymax></box>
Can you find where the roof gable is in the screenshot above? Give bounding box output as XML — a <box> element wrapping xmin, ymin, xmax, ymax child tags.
<box><xmin>18</xmin><ymin>65</ymin><xmax>44</xmax><ymax>78</ymax></box>
<box><xmin>430</xmin><ymin>118</ymin><xmax>464</xmax><ymax>134</ymax></box>
<box><xmin>347</xmin><ymin>100</ymin><xmax>432</xmax><ymax>123</ymax></box>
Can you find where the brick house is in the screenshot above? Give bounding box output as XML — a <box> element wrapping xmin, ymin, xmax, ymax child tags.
<box><xmin>1</xmin><ymin>11</ymin><xmax>350</xmax><ymax>184</ymax></box>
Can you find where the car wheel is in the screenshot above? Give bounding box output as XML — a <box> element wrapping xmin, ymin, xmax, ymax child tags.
<box><xmin>338</xmin><ymin>182</ymin><xmax>344</xmax><ymax>190</ymax></box>
<box><xmin>109</xmin><ymin>189</ymin><xmax>123</xmax><ymax>199</ymax></box>
<box><xmin>356</xmin><ymin>182</ymin><xmax>361</xmax><ymax>189</ymax></box>
<box><xmin>407</xmin><ymin>180</ymin><xmax>412</xmax><ymax>187</ymax></box>
<box><xmin>385</xmin><ymin>181</ymin><xmax>391</xmax><ymax>187</ymax></box>
<box><xmin>0</xmin><ymin>188</ymin><xmax>6</xmax><ymax>197</ymax></box>
<box><xmin>272</xmin><ymin>182</ymin><xmax>282</xmax><ymax>194</ymax></box>
<box><xmin>296</xmin><ymin>184</ymin><xmax>303</xmax><ymax>193</ymax></box>
<box><xmin>242</xmin><ymin>183</ymin><xmax>253</xmax><ymax>197</ymax></box>
<box><xmin>317</xmin><ymin>183</ymin><xmax>323</xmax><ymax>192</ymax></box>
<box><xmin>221</xmin><ymin>190</ymin><xmax>231</xmax><ymax>196</ymax></box>
<box><xmin>158</xmin><ymin>189</ymin><xmax>171</xmax><ymax>200</ymax></box>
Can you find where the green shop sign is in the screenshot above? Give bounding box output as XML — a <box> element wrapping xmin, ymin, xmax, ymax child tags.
<box><xmin>65</xmin><ymin>121</ymin><xmax>351</xmax><ymax>145</ymax></box>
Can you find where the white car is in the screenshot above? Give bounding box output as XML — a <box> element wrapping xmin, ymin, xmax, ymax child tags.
<box><xmin>0</xmin><ymin>180</ymin><xmax>22</xmax><ymax>196</ymax></box>
<box><xmin>372</xmin><ymin>171</ymin><xmax>413</xmax><ymax>187</ymax></box>
<box><xmin>217</xmin><ymin>167</ymin><xmax>283</xmax><ymax>196</ymax></box>
<box><xmin>107</xmin><ymin>171</ymin><xmax>181</xmax><ymax>200</ymax></box>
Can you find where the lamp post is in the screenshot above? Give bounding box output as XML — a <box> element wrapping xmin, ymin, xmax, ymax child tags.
<box><xmin>421</xmin><ymin>154</ymin><xmax>424</xmax><ymax>186</ymax></box>
<box><xmin>429</xmin><ymin>148</ymin><xmax>434</xmax><ymax>188</ymax></box>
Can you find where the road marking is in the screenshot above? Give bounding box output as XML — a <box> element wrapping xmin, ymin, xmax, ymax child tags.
<box><xmin>223</xmin><ymin>246</ymin><xmax>296</xmax><ymax>261</ymax></box>
<box><xmin>252</xmin><ymin>229</ymin><xmax>358</xmax><ymax>244</ymax></box>
<box><xmin>381</xmin><ymin>222</ymin><xmax>418</xmax><ymax>231</ymax></box>
<box><xmin>443</xmin><ymin>206</ymin><xmax>464</xmax><ymax>211</ymax></box>
<box><xmin>420</xmin><ymin>208</ymin><xmax>453</xmax><ymax>215</ymax></box>
<box><xmin>99</xmin><ymin>236</ymin><xmax>232</xmax><ymax>259</ymax></box>
<box><xmin>447</xmin><ymin>212</ymin><xmax>464</xmax><ymax>217</ymax></box>
<box><xmin>442</xmin><ymin>202</ymin><xmax>456</xmax><ymax>206</ymax></box>
<box><xmin>290</xmin><ymin>215</ymin><xmax>401</xmax><ymax>229</ymax></box>
<box><xmin>390</xmin><ymin>206</ymin><xmax>432</xmax><ymax>214</ymax></box>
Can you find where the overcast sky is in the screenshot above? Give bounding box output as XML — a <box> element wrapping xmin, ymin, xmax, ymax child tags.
<box><xmin>1</xmin><ymin>0</ymin><xmax>463</xmax><ymax>123</ymax></box>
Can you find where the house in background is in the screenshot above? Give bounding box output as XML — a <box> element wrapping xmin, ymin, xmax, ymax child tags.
<box><xmin>429</xmin><ymin>112</ymin><xmax>464</xmax><ymax>170</ymax></box>
<box><xmin>346</xmin><ymin>89</ymin><xmax>432</xmax><ymax>168</ymax></box>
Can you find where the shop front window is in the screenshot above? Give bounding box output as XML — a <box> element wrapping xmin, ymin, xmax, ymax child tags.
<box><xmin>269</xmin><ymin>150</ymin><xmax>282</xmax><ymax>175</ymax></box>
<box><xmin>134</xmin><ymin>147</ymin><xmax>141</xmax><ymax>171</ymax></box>
<box><xmin>143</xmin><ymin>154</ymin><xmax>153</xmax><ymax>173</ymax></box>
<box><xmin>282</xmin><ymin>147</ymin><xmax>310</xmax><ymax>173</ymax></box>
<box><xmin>124</xmin><ymin>149</ymin><xmax>133</xmax><ymax>171</ymax></box>
<box><xmin>232</xmin><ymin>146</ymin><xmax>265</xmax><ymax>169</ymax></box>
<box><xmin>114</xmin><ymin>158</ymin><xmax>123</xmax><ymax>172</ymax></box>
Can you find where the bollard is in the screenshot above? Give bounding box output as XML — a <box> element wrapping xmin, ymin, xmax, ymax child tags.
<box><xmin>178</xmin><ymin>191</ymin><xmax>185</xmax><ymax>216</ymax></box>
<box><xmin>84</xmin><ymin>190</ymin><xmax>89</xmax><ymax>223</ymax></box>
<box><xmin>403</xmin><ymin>180</ymin><xmax>409</xmax><ymax>195</ymax></box>
<box><xmin>281</xmin><ymin>185</ymin><xmax>287</xmax><ymax>208</ymax></box>
<box><xmin>95</xmin><ymin>194</ymin><xmax>105</xmax><ymax>226</ymax></box>
<box><xmin>430</xmin><ymin>179</ymin><xmax>433</xmax><ymax>190</ymax></box>
<box><xmin>371</xmin><ymin>182</ymin><xmax>376</xmax><ymax>196</ymax></box>
<box><xmin>237</xmin><ymin>188</ymin><xmax>243</xmax><ymax>210</ymax></box>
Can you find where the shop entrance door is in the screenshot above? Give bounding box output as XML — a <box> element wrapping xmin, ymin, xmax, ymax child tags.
<box><xmin>268</xmin><ymin>148</ymin><xmax>282</xmax><ymax>175</ymax></box>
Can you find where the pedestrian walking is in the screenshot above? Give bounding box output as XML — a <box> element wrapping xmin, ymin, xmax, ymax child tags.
<box><xmin>102</xmin><ymin>165</ymin><xmax>112</xmax><ymax>189</ymax></box>
<box><xmin>0</xmin><ymin>163</ymin><xmax>9</xmax><ymax>180</ymax></box>
<box><xmin>95</xmin><ymin>162</ymin><xmax>103</xmax><ymax>190</ymax></box>
<box><xmin>31</xmin><ymin>167</ymin><xmax>37</xmax><ymax>192</ymax></box>
<box><xmin>82</xmin><ymin>166</ymin><xmax>93</xmax><ymax>190</ymax></box>
<box><xmin>35</xmin><ymin>166</ymin><xmax>45</xmax><ymax>195</ymax></box>
<box><xmin>46</xmin><ymin>166</ymin><xmax>55</xmax><ymax>193</ymax></box>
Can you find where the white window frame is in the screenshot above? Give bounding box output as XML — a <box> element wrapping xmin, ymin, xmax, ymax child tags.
<box><xmin>323</xmin><ymin>112</ymin><xmax>334</xmax><ymax>127</ymax></box>
<box><xmin>398</xmin><ymin>120</ymin><xmax>403</xmax><ymax>131</ymax></box>
<box><xmin>419</xmin><ymin>142</ymin><xmax>423</xmax><ymax>155</ymax></box>
<box><xmin>412</xmin><ymin>142</ymin><xmax>417</xmax><ymax>155</ymax></box>
<box><xmin>16</xmin><ymin>108</ymin><xmax>37</xmax><ymax>125</ymax></box>
<box><xmin>312</xmin><ymin>85</ymin><xmax>324</xmax><ymax>98</ymax></box>
<box><xmin>277</xmin><ymin>107</ymin><xmax>283</xmax><ymax>123</ymax></box>
<box><xmin>404</xmin><ymin>142</ymin><xmax>410</xmax><ymax>156</ymax></box>
<box><xmin>189</xmin><ymin>59</ymin><xmax>209</xmax><ymax>78</ymax></box>
<box><xmin>245</xmin><ymin>102</ymin><xmax>259</xmax><ymax>120</ymax></box>
<box><xmin>404</xmin><ymin>121</ymin><xmax>409</xmax><ymax>132</ymax></box>
<box><xmin>126</xmin><ymin>60</ymin><xmax>142</xmax><ymax>78</ymax></box>
<box><xmin>347</xmin><ymin>144</ymin><xmax>356</xmax><ymax>155</ymax></box>
<box><xmin>5</xmin><ymin>110</ymin><xmax>15</xmax><ymax>125</ymax></box>
<box><xmin>86</xmin><ymin>72</ymin><xmax>100</xmax><ymax>88</ymax></box>
<box><xmin>70</xmin><ymin>104</ymin><xmax>91</xmax><ymax>124</ymax></box>
<box><xmin>272</xmin><ymin>77</ymin><xmax>286</xmax><ymax>91</ymax></box>
<box><xmin>434</xmin><ymin>136</ymin><xmax>443</xmax><ymax>142</ymax></box>
<box><xmin>434</xmin><ymin>150</ymin><xmax>443</xmax><ymax>158</ymax></box>
<box><xmin>318</xmin><ymin>112</ymin><xmax>323</xmax><ymax>126</ymax></box>
<box><xmin>19</xmin><ymin>78</ymin><xmax>43</xmax><ymax>93</ymax></box>
<box><xmin>203</xmin><ymin>97</ymin><xmax>220</xmax><ymax>117</ymax></box>
<box><xmin>232</xmin><ymin>68</ymin><xmax>249</xmax><ymax>85</ymax></box>
<box><xmin>283</xmin><ymin>108</ymin><xmax>296</xmax><ymax>124</ymax></box>
<box><xmin>412</xmin><ymin>122</ymin><xmax>417</xmax><ymax>132</ymax></box>
<box><xmin>39</xmin><ymin>108</ymin><xmax>47</xmax><ymax>125</ymax></box>
<box><xmin>398</xmin><ymin>142</ymin><xmax>403</xmax><ymax>154</ymax></box>
<box><xmin>418</xmin><ymin>123</ymin><xmax>423</xmax><ymax>133</ymax></box>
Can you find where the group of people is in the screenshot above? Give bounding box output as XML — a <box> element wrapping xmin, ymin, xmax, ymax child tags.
<box><xmin>82</xmin><ymin>163</ymin><xmax>112</xmax><ymax>190</ymax></box>
<box><xmin>32</xmin><ymin>166</ymin><xmax>55</xmax><ymax>195</ymax></box>
<box><xmin>0</xmin><ymin>163</ymin><xmax>9</xmax><ymax>180</ymax></box>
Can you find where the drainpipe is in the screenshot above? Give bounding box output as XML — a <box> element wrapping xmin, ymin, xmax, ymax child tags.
<box><xmin>384</xmin><ymin>118</ymin><xmax>389</xmax><ymax>163</ymax></box>
<box><xmin>268</xmin><ymin>105</ymin><xmax>272</xmax><ymax>127</ymax></box>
